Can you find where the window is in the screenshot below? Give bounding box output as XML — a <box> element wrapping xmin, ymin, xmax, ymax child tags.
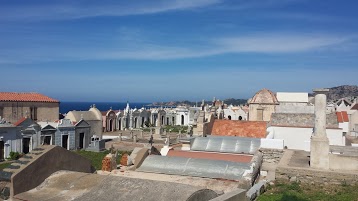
<box><xmin>257</xmin><ymin>108</ymin><xmax>263</xmax><ymax>121</ymax></box>
<box><xmin>30</xmin><ymin>107</ymin><xmax>37</xmax><ymax>121</ymax></box>
<box><xmin>0</xmin><ymin>107</ymin><xmax>3</xmax><ymax>118</ymax></box>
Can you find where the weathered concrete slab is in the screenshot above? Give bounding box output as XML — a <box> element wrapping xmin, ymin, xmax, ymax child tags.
<box><xmin>11</xmin><ymin>145</ymin><xmax>93</xmax><ymax>198</ymax></box>
<box><xmin>14</xmin><ymin>171</ymin><xmax>219</xmax><ymax>201</ymax></box>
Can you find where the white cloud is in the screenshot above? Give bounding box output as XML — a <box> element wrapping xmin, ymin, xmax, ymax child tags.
<box><xmin>0</xmin><ymin>33</ymin><xmax>352</xmax><ymax>63</ymax></box>
<box><xmin>215</xmin><ymin>34</ymin><xmax>350</xmax><ymax>53</ymax></box>
<box><xmin>0</xmin><ymin>0</ymin><xmax>221</xmax><ymax>21</ymax></box>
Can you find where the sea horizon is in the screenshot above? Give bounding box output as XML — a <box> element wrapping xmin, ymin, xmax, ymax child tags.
<box><xmin>60</xmin><ymin>101</ymin><xmax>150</xmax><ymax>114</ymax></box>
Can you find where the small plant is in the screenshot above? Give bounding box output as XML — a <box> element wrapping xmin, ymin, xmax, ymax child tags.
<box><xmin>9</xmin><ymin>151</ymin><xmax>20</xmax><ymax>160</ymax></box>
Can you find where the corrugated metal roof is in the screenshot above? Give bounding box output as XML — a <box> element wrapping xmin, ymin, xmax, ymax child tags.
<box><xmin>137</xmin><ymin>155</ymin><xmax>251</xmax><ymax>181</ymax></box>
<box><xmin>191</xmin><ymin>136</ymin><xmax>260</xmax><ymax>154</ymax></box>
<box><xmin>167</xmin><ymin>150</ymin><xmax>253</xmax><ymax>163</ymax></box>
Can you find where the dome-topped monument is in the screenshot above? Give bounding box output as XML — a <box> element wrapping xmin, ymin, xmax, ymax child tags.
<box><xmin>250</xmin><ymin>88</ymin><xmax>278</xmax><ymax>105</ymax></box>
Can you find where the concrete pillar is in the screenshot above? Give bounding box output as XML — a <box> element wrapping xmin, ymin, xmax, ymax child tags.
<box><xmin>118</xmin><ymin>133</ymin><xmax>122</xmax><ymax>142</ymax></box>
<box><xmin>133</xmin><ymin>134</ymin><xmax>137</xmax><ymax>143</ymax></box>
<box><xmin>310</xmin><ymin>88</ymin><xmax>330</xmax><ymax>170</ymax></box>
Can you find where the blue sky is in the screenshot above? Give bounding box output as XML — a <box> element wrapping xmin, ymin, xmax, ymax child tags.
<box><xmin>0</xmin><ymin>0</ymin><xmax>357</xmax><ymax>102</ymax></box>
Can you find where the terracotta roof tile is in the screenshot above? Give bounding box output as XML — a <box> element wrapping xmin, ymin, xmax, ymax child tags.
<box><xmin>0</xmin><ymin>92</ymin><xmax>59</xmax><ymax>103</ymax></box>
<box><xmin>336</xmin><ymin>112</ymin><xmax>343</xmax><ymax>123</ymax></box>
<box><xmin>337</xmin><ymin>111</ymin><xmax>349</xmax><ymax>123</ymax></box>
<box><xmin>351</xmin><ymin>103</ymin><xmax>358</xmax><ymax>110</ymax></box>
<box><xmin>210</xmin><ymin>120</ymin><xmax>267</xmax><ymax>138</ymax></box>
<box><xmin>14</xmin><ymin>117</ymin><xmax>27</xmax><ymax>126</ymax></box>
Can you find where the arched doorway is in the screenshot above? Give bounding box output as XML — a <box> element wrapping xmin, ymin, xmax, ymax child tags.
<box><xmin>181</xmin><ymin>115</ymin><xmax>184</xmax><ymax>125</ymax></box>
<box><xmin>109</xmin><ymin>119</ymin><xmax>113</xmax><ymax>131</ymax></box>
<box><xmin>228</xmin><ymin>115</ymin><xmax>231</xmax><ymax>120</ymax></box>
<box><xmin>141</xmin><ymin>117</ymin><xmax>145</xmax><ymax>127</ymax></box>
<box><xmin>134</xmin><ymin>118</ymin><xmax>137</xmax><ymax>128</ymax></box>
<box><xmin>239</xmin><ymin>116</ymin><xmax>243</xmax><ymax>120</ymax></box>
<box><xmin>172</xmin><ymin>117</ymin><xmax>175</xmax><ymax>125</ymax></box>
<box><xmin>161</xmin><ymin>115</ymin><xmax>164</xmax><ymax>125</ymax></box>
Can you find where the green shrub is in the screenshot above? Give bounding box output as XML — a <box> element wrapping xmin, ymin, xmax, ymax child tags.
<box><xmin>9</xmin><ymin>151</ymin><xmax>20</xmax><ymax>160</ymax></box>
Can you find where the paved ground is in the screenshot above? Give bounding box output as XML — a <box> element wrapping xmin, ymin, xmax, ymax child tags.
<box><xmin>288</xmin><ymin>150</ymin><xmax>310</xmax><ymax>168</ymax></box>
<box><xmin>14</xmin><ymin>170</ymin><xmax>219</xmax><ymax>201</ymax></box>
<box><xmin>98</xmin><ymin>169</ymin><xmax>240</xmax><ymax>194</ymax></box>
<box><xmin>104</xmin><ymin>129</ymin><xmax>186</xmax><ymax>151</ymax></box>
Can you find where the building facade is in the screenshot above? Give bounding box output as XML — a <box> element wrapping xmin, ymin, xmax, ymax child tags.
<box><xmin>0</xmin><ymin>92</ymin><xmax>59</xmax><ymax>124</ymax></box>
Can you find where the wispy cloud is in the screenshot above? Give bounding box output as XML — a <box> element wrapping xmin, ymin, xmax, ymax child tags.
<box><xmin>0</xmin><ymin>32</ymin><xmax>352</xmax><ymax>63</ymax></box>
<box><xmin>0</xmin><ymin>0</ymin><xmax>221</xmax><ymax>21</ymax></box>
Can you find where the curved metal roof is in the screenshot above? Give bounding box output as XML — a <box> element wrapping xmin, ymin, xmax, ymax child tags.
<box><xmin>137</xmin><ymin>155</ymin><xmax>251</xmax><ymax>181</ymax></box>
<box><xmin>190</xmin><ymin>136</ymin><xmax>261</xmax><ymax>154</ymax></box>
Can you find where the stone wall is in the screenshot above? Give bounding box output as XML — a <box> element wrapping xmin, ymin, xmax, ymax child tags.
<box><xmin>271</xmin><ymin>113</ymin><xmax>338</xmax><ymax>128</ymax></box>
<box><xmin>249</xmin><ymin>104</ymin><xmax>275</xmax><ymax>121</ymax></box>
<box><xmin>259</xmin><ymin>148</ymin><xmax>284</xmax><ymax>164</ymax></box>
<box><xmin>276</xmin><ymin>166</ymin><xmax>358</xmax><ymax>185</ymax></box>
<box><xmin>10</xmin><ymin>145</ymin><xmax>93</xmax><ymax>198</ymax></box>
<box><xmin>0</xmin><ymin>102</ymin><xmax>59</xmax><ymax>123</ymax></box>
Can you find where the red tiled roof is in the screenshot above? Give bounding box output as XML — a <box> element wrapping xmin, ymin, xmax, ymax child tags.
<box><xmin>210</xmin><ymin>120</ymin><xmax>267</xmax><ymax>138</ymax></box>
<box><xmin>0</xmin><ymin>92</ymin><xmax>59</xmax><ymax>103</ymax></box>
<box><xmin>351</xmin><ymin>103</ymin><xmax>358</xmax><ymax>110</ymax></box>
<box><xmin>14</xmin><ymin>117</ymin><xmax>27</xmax><ymax>126</ymax></box>
<box><xmin>336</xmin><ymin>111</ymin><xmax>349</xmax><ymax>123</ymax></box>
<box><xmin>167</xmin><ymin>150</ymin><xmax>253</xmax><ymax>163</ymax></box>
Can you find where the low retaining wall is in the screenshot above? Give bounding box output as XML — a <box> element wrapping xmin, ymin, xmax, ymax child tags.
<box><xmin>276</xmin><ymin>166</ymin><xmax>358</xmax><ymax>185</ymax></box>
<box><xmin>259</xmin><ymin>148</ymin><xmax>284</xmax><ymax>164</ymax></box>
<box><xmin>11</xmin><ymin>145</ymin><xmax>93</xmax><ymax>197</ymax></box>
<box><xmin>276</xmin><ymin>150</ymin><xmax>358</xmax><ymax>185</ymax></box>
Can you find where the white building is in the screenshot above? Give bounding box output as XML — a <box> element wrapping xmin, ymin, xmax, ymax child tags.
<box><xmin>267</xmin><ymin>113</ymin><xmax>345</xmax><ymax>151</ymax></box>
<box><xmin>220</xmin><ymin>105</ymin><xmax>247</xmax><ymax>120</ymax></box>
<box><xmin>275</xmin><ymin>92</ymin><xmax>314</xmax><ymax>114</ymax></box>
<box><xmin>0</xmin><ymin>118</ymin><xmax>21</xmax><ymax>160</ymax></box>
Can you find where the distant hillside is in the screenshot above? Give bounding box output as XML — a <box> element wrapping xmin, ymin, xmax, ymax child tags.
<box><xmin>327</xmin><ymin>85</ymin><xmax>358</xmax><ymax>102</ymax></box>
<box><xmin>222</xmin><ymin>98</ymin><xmax>248</xmax><ymax>106</ymax></box>
<box><xmin>149</xmin><ymin>98</ymin><xmax>248</xmax><ymax>107</ymax></box>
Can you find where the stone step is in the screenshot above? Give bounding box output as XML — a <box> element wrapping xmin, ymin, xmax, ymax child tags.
<box><xmin>6</xmin><ymin>164</ymin><xmax>20</xmax><ymax>169</ymax></box>
<box><xmin>2</xmin><ymin>168</ymin><xmax>17</xmax><ymax>173</ymax></box>
<box><xmin>22</xmin><ymin>155</ymin><xmax>33</xmax><ymax>159</ymax></box>
<box><xmin>0</xmin><ymin>171</ymin><xmax>13</xmax><ymax>181</ymax></box>
<box><xmin>13</xmin><ymin>160</ymin><xmax>30</xmax><ymax>165</ymax></box>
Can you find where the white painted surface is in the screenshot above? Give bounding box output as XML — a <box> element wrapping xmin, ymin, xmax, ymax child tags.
<box><xmin>276</xmin><ymin>92</ymin><xmax>308</xmax><ymax>103</ymax></box>
<box><xmin>338</xmin><ymin>122</ymin><xmax>349</xmax><ymax>133</ymax></box>
<box><xmin>270</xmin><ymin>126</ymin><xmax>345</xmax><ymax>150</ymax></box>
<box><xmin>260</xmin><ymin>139</ymin><xmax>284</xmax><ymax>149</ymax></box>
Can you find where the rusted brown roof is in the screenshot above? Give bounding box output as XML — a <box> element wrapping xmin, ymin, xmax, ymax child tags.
<box><xmin>210</xmin><ymin>120</ymin><xmax>267</xmax><ymax>138</ymax></box>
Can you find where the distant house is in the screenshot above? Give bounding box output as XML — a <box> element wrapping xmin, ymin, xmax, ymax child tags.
<box><xmin>275</xmin><ymin>92</ymin><xmax>314</xmax><ymax>114</ymax></box>
<box><xmin>248</xmin><ymin>89</ymin><xmax>279</xmax><ymax>121</ymax></box>
<box><xmin>14</xmin><ymin>117</ymin><xmax>41</xmax><ymax>154</ymax></box>
<box><xmin>268</xmin><ymin>113</ymin><xmax>345</xmax><ymax>151</ymax></box>
<box><xmin>38</xmin><ymin>119</ymin><xmax>91</xmax><ymax>150</ymax></box>
<box><xmin>0</xmin><ymin>92</ymin><xmax>59</xmax><ymax>123</ymax></box>
<box><xmin>0</xmin><ymin>118</ymin><xmax>21</xmax><ymax>160</ymax></box>
<box><xmin>102</xmin><ymin>109</ymin><xmax>117</xmax><ymax>132</ymax></box>
<box><xmin>65</xmin><ymin>105</ymin><xmax>102</xmax><ymax>139</ymax></box>
<box><xmin>221</xmin><ymin>105</ymin><xmax>247</xmax><ymax>121</ymax></box>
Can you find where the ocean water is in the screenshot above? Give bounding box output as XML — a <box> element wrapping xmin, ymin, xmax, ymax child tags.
<box><xmin>60</xmin><ymin>102</ymin><xmax>150</xmax><ymax>114</ymax></box>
